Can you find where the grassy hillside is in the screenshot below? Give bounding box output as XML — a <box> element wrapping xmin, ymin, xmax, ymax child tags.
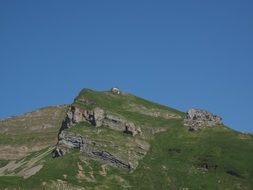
<box><xmin>0</xmin><ymin>89</ymin><xmax>252</xmax><ymax>190</ymax></box>
<box><xmin>0</xmin><ymin>106</ymin><xmax>67</xmax><ymax>169</ymax></box>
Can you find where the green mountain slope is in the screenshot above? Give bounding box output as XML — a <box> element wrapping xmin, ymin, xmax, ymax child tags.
<box><xmin>0</xmin><ymin>106</ymin><xmax>67</xmax><ymax>160</ymax></box>
<box><xmin>0</xmin><ymin>88</ymin><xmax>252</xmax><ymax>190</ymax></box>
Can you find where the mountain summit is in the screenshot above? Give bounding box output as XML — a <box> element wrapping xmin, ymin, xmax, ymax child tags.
<box><xmin>0</xmin><ymin>88</ymin><xmax>252</xmax><ymax>190</ymax></box>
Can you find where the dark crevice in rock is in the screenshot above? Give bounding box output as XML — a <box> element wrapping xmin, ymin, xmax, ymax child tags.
<box><xmin>226</xmin><ymin>170</ymin><xmax>243</xmax><ymax>178</ymax></box>
<box><xmin>90</xmin><ymin>151</ymin><xmax>131</xmax><ymax>170</ymax></box>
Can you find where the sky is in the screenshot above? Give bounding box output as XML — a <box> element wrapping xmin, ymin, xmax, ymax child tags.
<box><xmin>0</xmin><ymin>0</ymin><xmax>252</xmax><ymax>132</ymax></box>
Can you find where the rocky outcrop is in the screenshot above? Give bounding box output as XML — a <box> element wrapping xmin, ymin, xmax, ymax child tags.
<box><xmin>52</xmin><ymin>131</ymin><xmax>131</xmax><ymax>170</ymax></box>
<box><xmin>53</xmin><ymin>95</ymin><xmax>144</xmax><ymax>171</ymax></box>
<box><xmin>58</xmin><ymin>131</ymin><xmax>85</xmax><ymax>149</ymax></box>
<box><xmin>52</xmin><ymin>148</ymin><xmax>64</xmax><ymax>157</ymax></box>
<box><xmin>184</xmin><ymin>109</ymin><xmax>222</xmax><ymax>131</ymax></box>
<box><xmin>61</xmin><ymin>106</ymin><xmax>105</xmax><ymax>129</ymax></box>
<box><xmin>124</xmin><ymin>122</ymin><xmax>142</xmax><ymax>136</ymax></box>
<box><xmin>53</xmin><ymin>131</ymin><xmax>85</xmax><ymax>157</ymax></box>
<box><xmin>61</xmin><ymin>106</ymin><xmax>141</xmax><ymax>136</ymax></box>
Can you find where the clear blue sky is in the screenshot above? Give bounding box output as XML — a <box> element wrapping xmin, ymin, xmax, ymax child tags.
<box><xmin>0</xmin><ymin>1</ymin><xmax>252</xmax><ymax>132</ymax></box>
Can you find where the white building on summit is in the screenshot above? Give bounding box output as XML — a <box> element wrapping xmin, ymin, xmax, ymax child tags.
<box><xmin>111</xmin><ymin>87</ymin><xmax>121</xmax><ymax>94</ymax></box>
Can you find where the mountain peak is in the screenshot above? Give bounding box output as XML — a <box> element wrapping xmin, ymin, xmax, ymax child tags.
<box><xmin>0</xmin><ymin>88</ymin><xmax>252</xmax><ymax>190</ymax></box>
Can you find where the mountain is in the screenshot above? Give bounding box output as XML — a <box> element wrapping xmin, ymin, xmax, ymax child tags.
<box><xmin>0</xmin><ymin>88</ymin><xmax>252</xmax><ymax>190</ymax></box>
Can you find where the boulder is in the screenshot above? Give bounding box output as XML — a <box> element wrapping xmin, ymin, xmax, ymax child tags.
<box><xmin>52</xmin><ymin>148</ymin><xmax>64</xmax><ymax>158</ymax></box>
<box><xmin>124</xmin><ymin>122</ymin><xmax>142</xmax><ymax>136</ymax></box>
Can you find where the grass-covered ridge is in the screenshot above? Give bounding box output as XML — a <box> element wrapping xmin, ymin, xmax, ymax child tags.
<box><xmin>73</xmin><ymin>88</ymin><xmax>184</xmax><ymax>118</ymax></box>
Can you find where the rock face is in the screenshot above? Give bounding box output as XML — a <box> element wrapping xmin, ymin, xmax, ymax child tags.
<box><xmin>53</xmin><ymin>131</ymin><xmax>131</xmax><ymax>170</ymax></box>
<box><xmin>61</xmin><ymin>106</ymin><xmax>105</xmax><ymax>129</ymax></box>
<box><xmin>61</xmin><ymin>105</ymin><xmax>141</xmax><ymax>136</ymax></box>
<box><xmin>184</xmin><ymin>108</ymin><xmax>222</xmax><ymax>131</ymax></box>
<box><xmin>53</xmin><ymin>104</ymin><xmax>142</xmax><ymax>170</ymax></box>
<box><xmin>53</xmin><ymin>131</ymin><xmax>85</xmax><ymax>157</ymax></box>
<box><xmin>58</xmin><ymin>131</ymin><xmax>85</xmax><ymax>149</ymax></box>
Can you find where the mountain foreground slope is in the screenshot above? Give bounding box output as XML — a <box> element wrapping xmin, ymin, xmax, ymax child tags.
<box><xmin>0</xmin><ymin>88</ymin><xmax>253</xmax><ymax>190</ymax></box>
